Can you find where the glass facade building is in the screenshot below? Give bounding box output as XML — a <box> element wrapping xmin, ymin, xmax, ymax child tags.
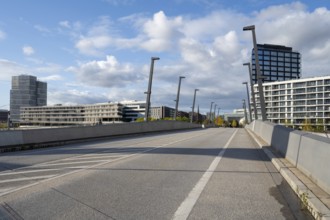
<box><xmin>251</xmin><ymin>44</ymin><xmax>301</xmax><ymax>84</ymax></box>
<box><xmin>10</xmin><ymin>75</ymin><xmax>47</xmax><ymax>122</ymax></box>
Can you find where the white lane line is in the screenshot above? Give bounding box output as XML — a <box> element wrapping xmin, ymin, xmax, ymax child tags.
<box><xmin>0</xmin><ymin>175</ymin><xmax>57</xmax><ymax>184</ymax></box>
<box><xmin>34</xmin><ymin>160</ymin><xmax>109</xmax><ymax>167</ymax></box>
<box><xmin>0</xmin><ymin>169</ymin><xmax>59</xmax><ymax>176</ymax></box>
<box><xmin>172</xmin><ymin>129</ymin><xmax>238</xmax><ymax>220</ymax></box>
<box><xmin>69</xmin><ymin>155</ymin><xmax>121</xmax><ymax>160</ymax></box>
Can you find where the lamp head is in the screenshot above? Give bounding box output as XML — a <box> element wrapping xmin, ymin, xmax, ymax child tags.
<box><xmin>152</xmin><ymin>57</ymin><xmax>160</xmax><ymax>61</ymax></box>
<box><xmin>242</xmin><ymin>82</ymin><xmax>248</xmax><ymax>85</ymax></box>
<box><xmin>243</xmin><ymin>25</ymin><xmax>255</xmax><ymax>31</ymax></box>
<box><xmin>243</xmin><ymin>62</ymin><xmax>250</xmax><ymax>66</ymax></box>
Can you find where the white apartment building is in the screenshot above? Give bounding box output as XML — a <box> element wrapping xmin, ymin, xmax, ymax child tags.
<box><xmin>252</xmin><ymin>76</ymin><xmax>330</xmax><ymax>130</ymax></box>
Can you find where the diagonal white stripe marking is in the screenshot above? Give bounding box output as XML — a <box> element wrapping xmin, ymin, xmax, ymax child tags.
<box><xmin>0</xmin><ymin>175</ymin><xmax>57</xmax><ymax>184</ymax></box>
<box><xmin>34</xmin><ymin>160</ymin><xmax>109</xmax><ymax>167</ymax></box>
<box><xmin>172</xmin><ymin>129</ymin><xmax>238</xmax><ymax>220</ymax></box>
<box><xmin>0</xmin><ymin>169</ymin><xmax>59</xmax><ymax>176</ymax></box>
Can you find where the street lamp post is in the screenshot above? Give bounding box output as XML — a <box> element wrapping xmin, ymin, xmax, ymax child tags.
<box><xmin>174</xmin><ymin>76</ymin><xmax>185</xmax><ymax>120</ymax></box>
<box><xmin>209</xmin><ymin>102</ymin><xmax>214</xmax><ymax>123</ymax></box>
<box><xmin>242</xmin><ymin>82</ymin><xmax>252</xmax><ymax>123</ymax></box>
<box><xmin>243</xmin><ymin>62</ymin><xmax>258</xmax><ymax>120</ymax></box>
<box><xmin>243</xmin><ymin>99</ymin><xmax>248</xmax><ymax>125</ymax></box>
<box><xmin>243</xmin><ymin>25</ymin><xmax>267</xmax><ymax>121</ymax></box>
<box><xmin>213</xmin><ymin>104</ymin><xmax>217</xmax><ymax>126</ymax></box>
<box><xmin>190</xmin><ymin>89</ymin><xmax>199</xmax><ymax>123</ymax></box>
<box><xmin>144</xmin><ymin>57</ymin><xmax>160</xmax><ymax>122</ymax></box>
<box><xmin>217</xmin><ymin>107</ymin><xmax>220</xmax><ymax>118</ymax></box>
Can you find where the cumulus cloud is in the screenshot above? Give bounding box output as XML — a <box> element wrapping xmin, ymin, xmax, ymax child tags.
<box><xmin>0</xmin><ymin>59</ymin><xmax>26</xmax><ymax>80</ymax></box>
<box><xmin>59</xmin><ymin>20</ymin><xmax>71</xmax><ymax>28</ymax></box>
<box><xmin>34</xmin><ymin>25</ymin><xmax>51</xmax><ymax>34</ymax></box>
<box><xmin>48</xmin><ymin>89</ymin><xmax>109</xmax><ymax>106</ymax></box>
<box><xmin>22</xmin><ymin>45</ymin><xmax>35</xmax><ymax>56</ymax></box>
<box><xmin>140</xmin><ymin>11</ymin><xmax>184</xmax><ymax>51</ymax></box>
<box><xmin>68</xmin><ymin>55</ymin><xmax>141</xmax><ymax>87</ymax></box>
<box><xmin>39</xmin><ymin>75</ymin><xmax>63</xmax><ymax>81</ymax></box>
<box><xmin>0</xmin><ymin>30</ymin><xmax>6</xmax><ymax>40</ymax></box>
<box><xmin>51</xmin><ymin>3</ymin><xmax>330</xmax><ymax>111</ymax></box>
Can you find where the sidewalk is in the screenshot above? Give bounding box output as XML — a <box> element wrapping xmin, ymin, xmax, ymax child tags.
<box><xmin>246</xmin><ymin>128</ymin><xmax>330</xmax><ymax>220</ymax></box>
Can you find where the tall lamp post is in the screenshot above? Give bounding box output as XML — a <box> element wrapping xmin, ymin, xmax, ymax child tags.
<box><xmin>190</xmin><ymin>89</ymin><xmax>199</xmax><ymax>123</ymax></box>
<box><xmin>213</xmin><ymin>104</ymin><xmax>217</xmax><ymax>125</ymax></box>
<box><xmin>242</xmin><ymin>99</ymin><xmax>248</xmax><ymax>125</ymax></box>
<box><xmin>144</xmin><ymin>57</ymin><xmax>160</xmax><ymax>122</ymax></box>
<box><xmin>242</xmin><ymin>82</ymin><xmax>252</xmax><ymax>123</ymax></box>
<box><xmin>243</xmin><ymin>25</ymin><xmax>267</xmax><ymax>121</ymax></box>
<box><xmin>174</xmin><ymin>76</ymin><xmax>185</xmax><ymax>120</ymax></box>
<box><xmin>209</xmin><ymin>102</ymin><xmax>214</xmax><ymax>122</ymax></box>
<box><xmin>243</xmin><ymin>62</ymin><xmax>258</xmax><ymax>120</ymax></box>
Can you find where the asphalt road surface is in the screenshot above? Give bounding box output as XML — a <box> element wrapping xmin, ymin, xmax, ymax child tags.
<box><xmin>0</xmin><ymin>128</ymin><xmax>312</xmax><ymax>219</ymax></box>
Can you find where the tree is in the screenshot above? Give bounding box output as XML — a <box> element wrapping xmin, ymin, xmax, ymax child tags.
<box><xmin>231</xmin><ymin>120</ymin><xmax>238</xmax><ymax>128</ymax></box>
<box><xmin>215</xmin><ymin>116</ymin><xmax>224</xmax><ymax>126</ymax></box>
<box><xmin>314</xmin><ymin>118</ymin><xmax>325</xmax><ymax>132</ymax></box>
<box><xmin>302</xmin><ymin>118</ymin><xmax>313</xmax><ymax>132</ymax></box>
<box><xmin>176</xmin><ymin>116</ymin><xmax>190</xmax><ymax>122</ymax></box>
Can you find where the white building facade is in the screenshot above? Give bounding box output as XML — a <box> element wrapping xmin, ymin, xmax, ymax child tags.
<box><xmin>252</xmin><ymin>76</ymin><xmax>330</xmax><ymax>130</ymax></box>
<box><xmin>21</xmin><ymin>102</ymin><xmax>123</xmax><ymax>126</ymax></box>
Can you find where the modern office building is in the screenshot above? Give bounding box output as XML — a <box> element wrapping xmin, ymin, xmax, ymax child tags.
<box><xmin>120</xmin><ymin>100</ymin><xmax>146</xmax><ymax>122</ymax></box>
<box><xmin>252</xmin><ymin>76</ymin><xmax>330</xmax><ymax>130</ymax></box>
<box><xmin>251</xmin><ymin>44</ymin><xmax>301</xmax><ymax>84</ymax></box>
<box><xmin>224</xmin><ymin>109</ymin><xmax>245</xmax><ymax>123</ymax></box>
<box><xmin>10</xmin><ymin>75</ymin><xmax>47</xmax><ymax>122</ymax></box>
<box><xmin>150</xmin><ymin>106</ymin><xmax>175</xmax><ymax>120</ymax></box>
<box><xmin>0</xmin><ymin>110</ymin><xmax>9</xmax><ymax>123</ymax></box>
<box><xmin>21</xmin><ymin>102</ymin><xmax>123</xmax><ymax>126</ymax></box>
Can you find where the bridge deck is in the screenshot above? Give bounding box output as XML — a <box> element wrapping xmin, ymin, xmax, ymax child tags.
<box><xmin>0</xmin><ymin>128</ymin><xmax>312</xmax><ymax>219</ymax></box>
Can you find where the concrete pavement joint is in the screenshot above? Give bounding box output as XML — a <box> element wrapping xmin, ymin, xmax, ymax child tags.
<box><xmin>246</xmin><ymin>128</ymin><xmax>330</xmax><ymax>220</ymax></box>
<box><xmin>50</xmin><ymin>187</ymin><xmax>117</xmax><ymax>220</ymax></box>
<box><xmin>172</xmin><ymin>129</ymin><xmax>238</xmax><ymax>220</ymax></box>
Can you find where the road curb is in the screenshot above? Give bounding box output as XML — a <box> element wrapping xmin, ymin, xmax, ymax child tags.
<box><xmin>246</xmin><ymin>128</ymin><xmax>330</xmax><ymax>220</ymax></box>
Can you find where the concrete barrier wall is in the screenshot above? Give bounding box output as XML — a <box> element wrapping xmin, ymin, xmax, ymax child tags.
<box><xmin>247</xmin><ymin>120</ymin><xmax>330</xmax><ymax>195</ymax></box>
<box><xmin>0</xmin><ymin>121</ymin><xmax>201</xmax><ymax>148</ymax></box>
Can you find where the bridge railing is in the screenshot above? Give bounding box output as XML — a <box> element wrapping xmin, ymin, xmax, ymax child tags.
<box><xmin>246</xmin><ymin>120</ymin><xmax>330</xmax><ymax>195</ymax></box>
<box><xmin>0</xmin><ymin>121</ymin><xmax>201</xmax><ymax>151</ymax></box>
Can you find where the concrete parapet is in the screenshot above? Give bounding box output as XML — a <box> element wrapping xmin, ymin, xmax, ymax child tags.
<box><xmin>247</xmin><ymin>120</ymin><xmax>330</xmax><ymax>195</ymax></box>
<box><xmin>0</xmin><ymin>121</ymin><xmax>201</xmax><ymax>149</ymax></box>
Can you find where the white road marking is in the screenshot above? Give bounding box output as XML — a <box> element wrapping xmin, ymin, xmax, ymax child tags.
<box><xmin>0</xmin><ymin>175</ymin><xmax>57</xmax><ymax>184</ymax></box>
<box><xmin>172</xmin><ymin>129</ymin><xmax>238</xmax><ymax>220</ymax></box>
<box><xmin>0</xmin><ymin>169</ymin><xmax>59</xmax><ymax>176</ymax></box>
<box><xmin>34</xmin><ymin>160</ymin><xmax>109</xmax><ymax>167</ymax></box>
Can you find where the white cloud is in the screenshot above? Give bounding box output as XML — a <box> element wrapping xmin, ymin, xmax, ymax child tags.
<box><xmin>31</xmin><ymin>3</ymin><xmax>330</xmax><ymax>112</ymax></box>
<box><xmin>76</xmin><ymin>35</ymin><xmax>113</xmax><ymax>56</ymax></box>
<box><xmin>68</xmin><ymin>55</ymin><xmax>141</xmax><ymax>87</ymax></box>
<box><xmin>22</xmin><ymin>45</ymin><xmax>35</xmax><ymax>56</ymax></box>
<box><xmin>48</xmin><ymin>89</ymin><xmax>109</xmax><ymax>106</ymax></box>
<box><xmin>39</xmin><ymin>75</ymin><xmax>63</xmax><ymax>81</ymax></box>
<box><xmin>59</xmin><ymin>20</ymin><xmax>71</xmax><ymax>28</ymax></box>
<box><xmin>35</xmin><ymin>63</ymin><xmax>62</xmax><ymax>73</ymax></box>
<box><xmin>140</xmin><ymin>11</ymin><xmax>184</xmax><ymax>51</ymax></box>
<box><xmin>103</xmin><ymin>0</ymin><xmax>135</xmax><ymax>6</ymax></box>
<box><xmin>0</xmin><ymin>30</ymin><xmax>6</xmax><ymax>40</ymax></box>
<box><xmin>34</xmin><ymin>25</ymin><xmax>51</xmax><ymax>34</ymax></box>
<box><xmin>0</xmin><ymin>59</ymin><xmax>26</xmax><ymax>80</ymax></box>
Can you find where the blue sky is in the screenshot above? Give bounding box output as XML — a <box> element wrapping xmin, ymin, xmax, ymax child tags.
<box><xmin>1</xmin><ymin>0</ymin><xmax>330</xmax><ymax>114</ymax></box>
